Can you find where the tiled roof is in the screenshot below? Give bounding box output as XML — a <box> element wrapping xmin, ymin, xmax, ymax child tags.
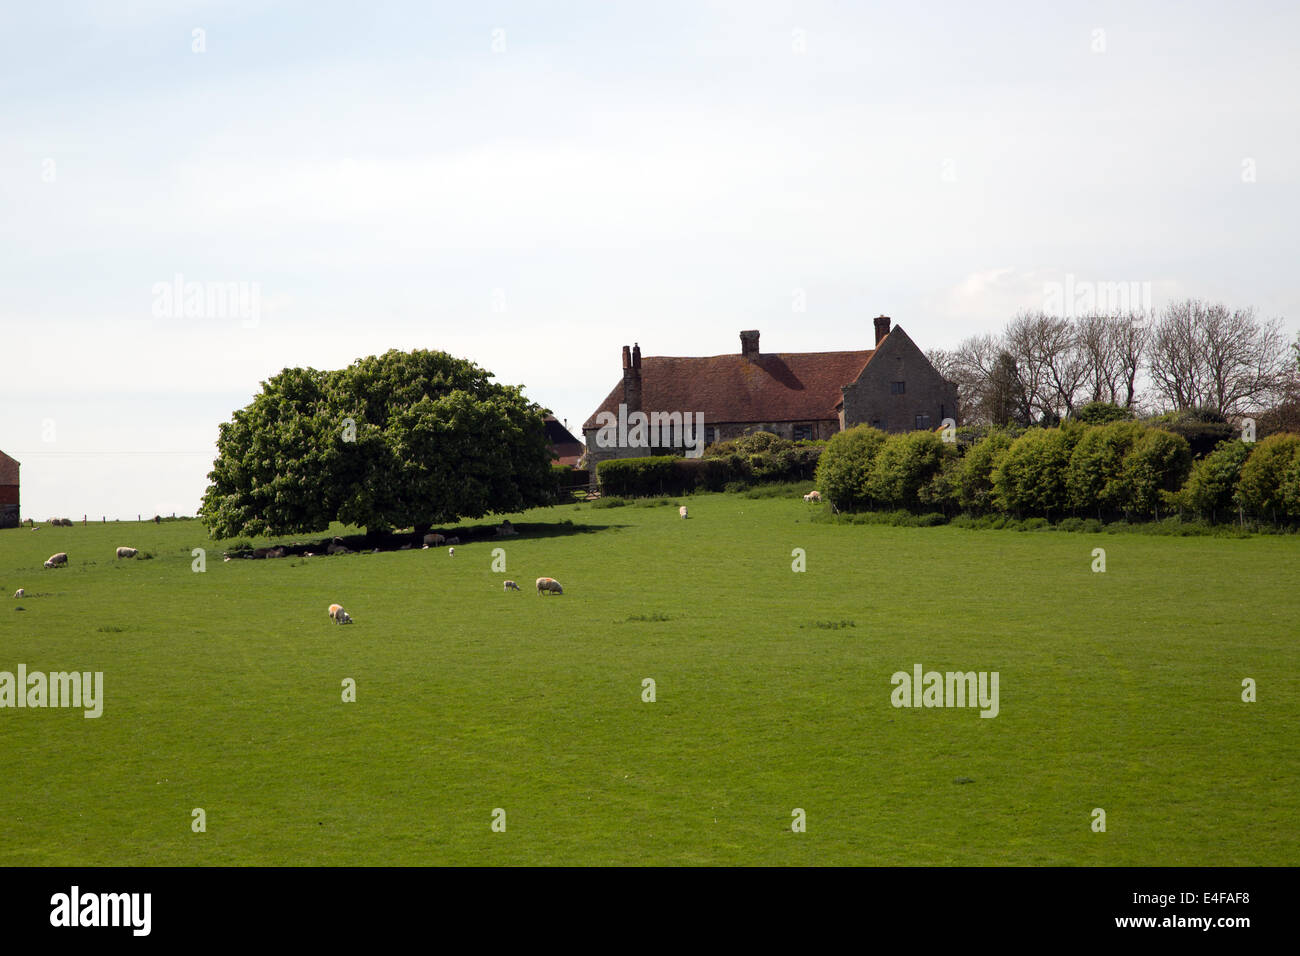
<box><xmin>583</xmin><ymin>350</ymin><xmax>874</xmax><ymax>431</ymax></box>
<box><xmin>544</xmin><ymin>415</ymin><xmax>585</xmax><ymax>467</ymax></box>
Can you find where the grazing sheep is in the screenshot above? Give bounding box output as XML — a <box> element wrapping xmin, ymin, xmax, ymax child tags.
<box><xmin>267</xmin><ymin>546</ymin><xmax>287</xmax><ymax>559</ymax></box>
<box><xmin>536</xmin><ymin>577</ymin><xmax>563</xmax><ymax>596</ymax></box>
<box><xmin>116</xmin><ymin>547</ymin><xmax>138</xmax><ymax>559</ymax></box>
<box><xmin>679</xmin><ymin>506</ymin><xmax>688</xmax><ymax>519</ymax></box>
<box><xmin>326</xmin><ymin>542</ymin><xmax>350</xmax><ymax>555</ymax></box>
<box><xmin>13</xmin><ymin>589</ymin><xmax>24</xmax><ymax>598</ymax></box>
<box><xmin>423</xmin><ymin>533</ymin><xmax>446</xmax><ymax>547</ymax></box>
<box><xmin>803</xmin><ymin>490</ymin><xmax>821</xmax><ymax>502</ymax></box>
<box><xmin>328</xmin><ymin>603</ymin><xmax>353</xmax><ymax>624</ymax></box>
<box><xmin>448</xmin><ymin>547</ymin><xmax>455</xmax><ymax>558</ymax></box>
<box><xmin>503</xmin><ymin>580</ymin><xmax>521</xmax><ymax>591</ymax></box>
<box><xmin>44</xmin><ymin>552</ymin><xmax>68</xmax><ymax>569</ymax></box>
<box><xmin>445</xmin><ymin>536</ymin><xmax>460</xmax><ymax>546</ymax></box>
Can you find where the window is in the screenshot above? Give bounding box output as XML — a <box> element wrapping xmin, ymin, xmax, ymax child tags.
<box><xmin>915</xmin><ymin>414</ymin><xmax>931</xmax><ymax>430</ymax></box>
<box><xmin>891</xmin><ymin>381</ymin><xmax>906</xmax><ymax>395</ymax></box>
<box><xmin>706</xmin><ymin>426</ymin><xmax>721</xmax><ymax>445</ymax></box>
<box><xmin>793</xmin><ymin>425</ymin><xmax>814</xmax><ymax>441</ymax></box>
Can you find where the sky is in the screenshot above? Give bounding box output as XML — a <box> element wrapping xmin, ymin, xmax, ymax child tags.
<box><xmin>2</xmin><ymin>0</ymin><xmax>1297</xmax><ymax>519</ymax></box>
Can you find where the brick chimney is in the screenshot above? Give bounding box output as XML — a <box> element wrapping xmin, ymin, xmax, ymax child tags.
<box><xmin>874</xmin><ymin>315</ymin><xmax>891</xmax><ymax>346</ymax></box>
<box><xmin>622</xmin><ymin>342</ymin><xmax>642</xmax><ymax>411</ymax></box>
<box><xmin>740</xmin><ymin>330</ymin><xmax>760</xmax><ymax>361</ymax></box>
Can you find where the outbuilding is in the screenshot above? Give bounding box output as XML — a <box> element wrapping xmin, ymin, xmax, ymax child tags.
<box><xmin>0</xmin><ymin>449</ymin><xmax>19</xmax><ymax>529</ymax></box>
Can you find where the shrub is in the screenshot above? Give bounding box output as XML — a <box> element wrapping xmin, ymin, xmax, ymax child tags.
<box><xmin>867</xmin><ymin>431</ymin><xmax>946</xmax><ymax>510</ymax></box>
<box><xmin>1237</xmin><ymin>433</ymin><xmax>1300</xmax><ymax>522</ymax></box>
<box><xmin>1181</xmin><ymin>439</ymin><xmax>1251</xmax><ymax>522</ymax></box>
<box><xmin>992</xmin><ymin>426</ymin><xmax>1080</xmax><ymax>518</ymax></box>
<box><xmin>1074</xmin><ymin>401</ymin><xmax>1134</xmax><ymax>424</ymax></box>
<box><xmin>1150</xmin><ymin>407</ymin><xmax>1236</xmax><ymax>459</ymax></box>
<box><xmin>703</xmin><ymin>431</ymin><xmax>823</xmax><ymax>484</ymax></box>
<box><xmin>597</xmin><ymin>456</ymin><xmax>678</xmax><ymax>496</ymax></box>
<box><xmin>1066</xmin><ymin>420</ymin><xmax>1144</xmax><ymax>517</ymax></box>
<box><xmin>1120</xmin><ymin>429</ymin><xmax>1191</xmax><ymax>518</ymax></box>
<box><xmin>957</xmin><ymin>430</ymin><xmax>1014</xmax><ymax>513</ymax></box>
<box><xmin>814</xmin><ymin>426</ymin><xmax>887</xmax><ymax>512</ymax></box>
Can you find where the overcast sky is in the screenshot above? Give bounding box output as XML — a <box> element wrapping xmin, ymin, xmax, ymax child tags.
<box><xmin>2</xmin><ymin>0</ymin><xmax>1297</xmax><ymax>520</ymax></box>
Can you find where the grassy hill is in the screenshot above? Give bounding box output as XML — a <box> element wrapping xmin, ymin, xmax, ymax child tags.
<box><xmin>1</xmin><ymin>495</ymin><xmax>1296</xmax><ymax>865</ymax></box>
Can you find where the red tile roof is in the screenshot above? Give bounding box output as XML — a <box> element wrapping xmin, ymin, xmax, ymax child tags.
<box><xmin>544</xmin><ymin>415</ymin><xmax>585</xmax><ymax>467</ymax></box>
<box><xmin>583</xmin><ymin>350</ymin><xmax>875</xmax><ymax>431</ymax></box>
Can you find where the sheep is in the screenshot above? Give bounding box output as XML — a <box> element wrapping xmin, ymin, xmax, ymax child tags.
<box><xmin>536</xmin><ymin>577</ymin><xmax>563</xmax><ymax>596</ymax></box>
<box><xmin>423</xmin><ymin>533</ymin><xmax>446</xmax><ymax>547</ymax></box>
<box><xmin>444</xmin><ymin>536</ymin><xmax>460</xmax><ymax>546</ymax></box>
<box><xmin>503</xmin><ymin>580</ymin><xmax>521</xmax><ymax>591</ymax></box>
<box><xmin>13</xmin><ymin>588</ymin><xmax>25</xmax><ymax>598</ymax></box>
<box><xmin>328</xmin><ymin>603</ymin><xmax>353</xmax><ymax>624</ymax></box>
<box><xmin>116</xmin><ymin>547</ymin><xmax>138</xmax><ymax>559</ymax></box>
<box><xmin>44</xmin><ymin>552</ymin><xmax>68</xmax><ymax>569</ymax></box>
<box><xmin>448</xmin><ymin>547</ymin><xmax>455</xmax><ymax>558</ymax></box>
<box><xmin>679</xmin><ymin>506</ymin><xmax>688</xmax><ymax>519</ymax></box>
<box><xmin>495</xmin><ymin>521</ymin><xmax>517</xmax><ymax>537</ymax></box>
<box><xmin>326</xmin><ymin>542</ymin><xmax>350</xmax><ymax>555</ymax></box>
<box><xmin>803</xmin><ymin>490</ymin><xmax>821</xmax><ymax>502</ymax></box>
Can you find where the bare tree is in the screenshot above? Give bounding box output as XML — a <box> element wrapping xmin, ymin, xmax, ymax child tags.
<box><xmin>1148</xmin><ymin>300</ymin><xmax>1289</xmax><ymax>415</ymax></box>
<box><xmin>1004</xmin><ymin>312</ymin><xmax>1086</xmax><ymax>420</ymax></box>
<box><xmin>945</xmin><ymin>334</ymin><xmax>1004</xmax><ymax>424</ymax></box>
<box><xmin>1076</xmin><ymin>312</ymin><xmax>1149</xmax><ymax>408</ymax></box>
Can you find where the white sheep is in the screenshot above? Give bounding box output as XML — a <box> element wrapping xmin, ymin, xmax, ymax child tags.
<box><xmin>503</xmin><ymin>580</ymin><xmax>521</xmax><ymax>591</ymax></box>
<box><xmin>13</xmin><ymin>588</ymin><xmax>25</xmax><ymax>599</ymax></box>
<box><xmin>44</xmin><ymin>552</ymin><xmax>68</xmax><ymax>569</ymax></box>
<box><xmin>116</xmin><ymin>547</ymin><xmax>138</xmax><ymax>559</ymax></box>
<box><xmin>328</xmin><ymin>603</ymin><xmax>353</xmax><ymax>624</ymax></box>
<box><xmin>448</xmin><ymin>547</ymin><xmax>455</xmax><ymax>558</ymax></box>
<box><xmin>536</xmin><ymin>577</ymin><xmax>563</xmax><ymax>596</ymax></box>
<box><xmin>803</xmin><ymin>490</ymin><xmax>822</xmax><ymax>502</ymax></box>
<box><xmin>679</xmin><ymin>506</ymin><xmax>688</xmax><ymax>519</ymax></box>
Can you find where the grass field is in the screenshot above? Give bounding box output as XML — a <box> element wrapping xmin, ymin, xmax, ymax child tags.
<box><xmin>1</xmin><ymin>493</ymin><xmax>1296</xmax><ymax>866</ymax></box>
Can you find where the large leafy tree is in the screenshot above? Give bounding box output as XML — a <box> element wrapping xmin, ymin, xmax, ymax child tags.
<box><xmin>200</xmin><ymin>349</ymin><xmax>554</xmax><ymax>538</ymax></box>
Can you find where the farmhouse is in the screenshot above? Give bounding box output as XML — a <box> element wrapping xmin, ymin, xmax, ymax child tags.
<box><xmin>0</xmin><ymin>448</ymin><xmax>18</xmax><ymax>529</ymax></box>
<box><xmin>582</xmin><ymin>317</ymin><xmax>957</xmax><ymax>473</ymax></box>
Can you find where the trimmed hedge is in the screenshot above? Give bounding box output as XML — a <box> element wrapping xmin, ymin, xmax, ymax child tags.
<box><xmin>596</xmin><ymin>456</ymin><xmax>733</xmax><ymax>497</ymax></box>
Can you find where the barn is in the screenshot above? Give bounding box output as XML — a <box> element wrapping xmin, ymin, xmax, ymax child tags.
<box><xmin>0</xmin><ymin>449</ymin><xmax>18</xmax><ymax>529</ymax></box>
<box><xmin>544</xmin><ymin>415</ymin><xmax>585</xmax><ymax>468</ymax></box>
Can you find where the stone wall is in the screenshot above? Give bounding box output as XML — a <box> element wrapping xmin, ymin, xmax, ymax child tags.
<box><xmin>841</xmin><ymin>325</ymin><xmax>958</xmax><ymax>432</ymax></box>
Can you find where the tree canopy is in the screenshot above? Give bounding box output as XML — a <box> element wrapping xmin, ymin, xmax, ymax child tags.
<box><xmin>200</xmin><ymin>349</ymin><xmax>555</xmax><ymax>538</ymax></box>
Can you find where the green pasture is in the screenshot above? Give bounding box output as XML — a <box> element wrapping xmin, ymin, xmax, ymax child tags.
<box><xmin>0</xmin><ymin>494</ymin><xmax>1295</xmax><ymax>865</ymax></box>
